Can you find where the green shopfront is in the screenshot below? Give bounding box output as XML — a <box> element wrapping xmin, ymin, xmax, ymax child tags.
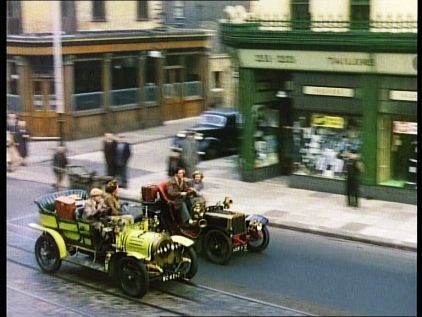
<box><xmin>228</xmin><ymin>47</ymin><xmax>416</xmax><ymax>204</ymax></box>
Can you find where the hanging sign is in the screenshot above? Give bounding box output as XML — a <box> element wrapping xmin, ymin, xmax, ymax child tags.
<box><xmin>393</xmin><ymin>121</ymin><xmax>417</xmax><ymax>135</ymax></box>
<box><xmin>311</xmin><ymin>114</ymin><xmax>345</xmax><ymax>129</ymax></box>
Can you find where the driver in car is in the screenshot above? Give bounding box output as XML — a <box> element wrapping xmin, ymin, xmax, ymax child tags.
<box><xmin>167</xmin><ymin>167</ymin><xmax>195</xmax><ymax>227</ymax></box>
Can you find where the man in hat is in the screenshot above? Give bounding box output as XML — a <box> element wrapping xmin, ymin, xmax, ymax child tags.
<box><xmin>345</xmin><ymin>150</ymin><xmax>364</xmax><ymax>207</ymax></box>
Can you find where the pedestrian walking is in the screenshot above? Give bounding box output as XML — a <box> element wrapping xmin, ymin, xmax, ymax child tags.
<box><xmin>7</xmin><ymin>130</ymin><xmax>22</xmax><ymax>172</ymax></box>
<box><xmin>181</xmin><ymin>131</ymin><xmax>200</xmax><ymax>177</ymax></box>
<box><xmin>7</xmin><ymin>112</ymin><xmax>18</xmax><ymax>135</ymax></box>
<box><xmin>103</xmin><ymin>132</ymin><xmax>116</xmax><ymax>177</ymax></box>
<box><xmin>345</xmin><ymin>150</ymin><xmax>364</xmax><ymax>207</ymax></box>
<box><xmin>52</xmin><ymin>145</ymin><xmax>68</xmax><ymax>190</ymax></box>
<box><xmin>114</xmin><ymin>135</ymin><xmax>131</xmax><ymax>188</ymax></box>
<box><xmin>14</xmin><ymin>120</ymin><xmax>31</xmax><ymax>166</ymax></box>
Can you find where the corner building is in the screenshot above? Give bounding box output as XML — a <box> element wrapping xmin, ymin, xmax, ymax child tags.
<box><xmin>7</xmin><ymin>1</ymin><xmax>211</xmax><ymax>139</ymax></box>
<box><xmin>221</xmin><ymin>0</ymin><xmax>417</xmax><ymax>204</ymax></box>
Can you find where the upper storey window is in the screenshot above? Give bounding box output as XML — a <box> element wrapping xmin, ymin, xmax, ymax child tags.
<box><xmin>92</xmin><ymin>1</ymin><xmax>106</xmax><ymax>21</ymax></box>
<box><xmin>350</xmin><ymin>0</ymin><xmax>369</xmax><ymax>30</ymax></box>
<box><xmin>7</xmin><ymin>1</ymin><xmax>22</xmax><ymax>34</ymax></box>
<box><xmin>137</xmin><ymin>0</ymin><xmax>149</xmax><ymax>20</ymax></box>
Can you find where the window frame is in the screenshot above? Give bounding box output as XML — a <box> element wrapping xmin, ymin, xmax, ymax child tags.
<box><xmin>137</xmin><ymin>0</ymin><xmax>149</xmax><ymax>21</ymax></box>
<box><xmin>92</xmin><ymin>1</ymin><xmax>106</xmax><ymax>22</ymax></box>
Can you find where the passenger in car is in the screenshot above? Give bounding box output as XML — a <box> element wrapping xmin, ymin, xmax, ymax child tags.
<box><xmin>187</xmin><ymin>170</ymin><xmax>206</xmax><ymax>212</ymax></box>
<box><xmin>104</xmin><ymin>179</ymin><xmax>121</xmax><ymax>216</ymax></box>
<box><xmin>167</xmin><ymin>167</ymin><xmax>194</xmax><ymax>226</ymax></box>
<box><xmin>189</xmin><ymin>170</ymin><xmax>204</xmax><ymax>194</ymax></box>
<box><xmin>83</xmin><ymin>188</ymin><xmax>108</xmax><ymax>221</ymax></box>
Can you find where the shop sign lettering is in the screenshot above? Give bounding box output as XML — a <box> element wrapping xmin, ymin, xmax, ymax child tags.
<box><xmin>327</xmin><ymin>57</ymin><xmax>375</xmax><ymax>67</ymax></box>
<box><xmin>240</xmin><ymin>49</ymin><xmax>416</xmax><ymax>75</ymax></box>
<box><xmin>311</xmin><ymin>115</ymin><xmax>344</xmax><ymax>129</ymax></box>
<box><xmin>303</xmin><ymin>86</ymin><xmax>354</xmax><ymax>98</ymax></box>
<box><xmin>393</xmin><ymin>121</ymin><xmax>417</xmax><ymax>135</ymax></box>
<box><xmin>389</xmin><ymin>90</ymin><xmax>417</xmax><ymax>102</ymax></box>
<box><xmin>255</xmin><ymin>54</ymin><xmax>295</xmax><ymax>64</ymax></box>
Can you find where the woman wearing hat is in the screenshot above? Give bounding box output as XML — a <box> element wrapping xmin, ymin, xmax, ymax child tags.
<box><xmin>104</xmin><ymin>179</ymin><xmax>121</xmax><ymax>216</ymax></box>
<box><xmin>104</xmin><ymin>179</ymin><xmax>134</xmax><ymax>223</ymax></box>
<box><xmin>190</xmin><ymin>170</ymin><xmax>204</xmax><ymax>194</ymax></box>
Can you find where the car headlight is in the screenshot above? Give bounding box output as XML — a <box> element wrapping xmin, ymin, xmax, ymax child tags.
<box><xmin>195</xmin><ymin>133</ymin><xmax>204</xmax><ymax>141</ymax></box>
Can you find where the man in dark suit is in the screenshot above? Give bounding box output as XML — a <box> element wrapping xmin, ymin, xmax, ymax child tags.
<box><xmin>114</xmin><ymin>135</ymin><xmax>131</xmax><ymax>188</ymax></box>
<box><xmin>103</xmin><ymin>133</ymin><xmax>116</xmax><ymax>177</ymax></box>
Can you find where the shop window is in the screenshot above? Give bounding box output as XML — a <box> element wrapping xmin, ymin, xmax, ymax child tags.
<box><xmin>137</xmin><ymin>0</ymin><xmax>149</xmax><ymax>20</ymax></box>
<box><xmin>391</xmin><ymin>121</ymin><xmax>417</xmax><ymax>188</ymax></box>
<box><xmin>292</xmin><ymin>113</ymin><xmax>362</xmax><ymax>179</ymax></box>
<box><xmin>92</xmin><ymin>1</ymin><xmax>106</xmax><ymax>21</ymax></box>
<box><xmin>253</xmin><ymin>104</ymin><xmax>280</xmax><ymax>168</ymax></box>
<box><xmin>74</xmin><ymin>60</ymin><xmax>103</xmax><ymax>111</ymax></box>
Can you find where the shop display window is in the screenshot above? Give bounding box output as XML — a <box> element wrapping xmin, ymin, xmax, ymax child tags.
<box><xmin>391</xmin><ymin>121</ymin><xmax>417</xmax><ymax>188</ymax></box>
<box><xmin>292</xmin><ymin>113</ymin><xmax>362</xmax><ymax>179</ymax></box>
<box><xmin>252</xmin><ymin>104</ymin><xmax>280</xmax><ymax>168</ymax></box>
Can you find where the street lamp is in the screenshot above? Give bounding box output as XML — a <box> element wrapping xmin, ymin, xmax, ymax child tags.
<box><xmin>52</xmin><ymin>1</ymin><xmax>65</xmax><ymax>145</ymax></box>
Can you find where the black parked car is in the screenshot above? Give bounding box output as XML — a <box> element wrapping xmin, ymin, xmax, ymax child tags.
<box><xmin>170</xmin><ymin>108</ymin><xmax>241</xmax><ymax>159</ymax></box>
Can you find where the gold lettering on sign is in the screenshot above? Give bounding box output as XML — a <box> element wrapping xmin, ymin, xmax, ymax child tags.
<box><xmin>311</xmin><ymin>115</ymin><xmax>345</xmax><ymax>129</ymax></box>
<box><xmin>303</xmin><ymin>86</ymin><xmax>354</xmax><ymax>98</ymax></box>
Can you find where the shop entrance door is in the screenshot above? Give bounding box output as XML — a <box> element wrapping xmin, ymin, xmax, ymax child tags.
<box><xmin>277</xmin><ymin>98</ymin><xmax>293</xmax><ymax>175</ymax></box>
<box><xmin>31</xmin><ymin>77</ymin><xmax>58</xmax><ymax>137</ymax></box>
<box><xmin>163</xmin><ymin>66</ymin><xmax>183</xmax><ymax>121</ymax></box>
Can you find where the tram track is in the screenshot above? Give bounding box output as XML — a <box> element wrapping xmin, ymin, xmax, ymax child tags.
<box><xmin>7</xmin><ymin>227</ymin><xmax>310</xmax><ymax>316</ymax></box>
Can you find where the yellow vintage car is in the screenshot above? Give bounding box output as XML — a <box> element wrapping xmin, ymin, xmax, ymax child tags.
<box><xmin>29</xmin><ymin>189</ymin><xmax>197</xmax><ymax>298</ymax></box>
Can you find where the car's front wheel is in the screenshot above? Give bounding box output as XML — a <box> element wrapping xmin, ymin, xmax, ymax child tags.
<box><xmin>203</xmin><ymin>229</ymin><xmax>233</xmax><ymax>265</ymax></box>
<box><xmin>247</xmin><ymin>225</ymin><xmax>270</xmax><ymax>252</ymax></box>
<box><xmin>180</xmin><ymin>247</ymin><xmax>198</xmax><ymax>279</ymax></box>
<box><xmin>117</xmin><ymin>257</ymin><xmax>149</xmax><ymax>298</ymax></box>
<box><xmin>34</xmin><ymin>233</ymin><xmax>62</xmax><ymax>273</ymax></box>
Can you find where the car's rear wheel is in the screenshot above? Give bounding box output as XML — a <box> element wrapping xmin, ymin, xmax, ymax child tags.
<box><xmin>203</xmin><ymin>229</ymin><xmax>233</xmax><ymax>265</ymax></box>
<box><xmin>117</xmin><ymin>257</ymin><xmax>149</xmax><ymax>298</ymax></box>
<box><xmin>247</xmin><ymin>225</ymin><xmax>270</xmax><ymax>252</ymax></box>
<box><xmin>34</xmin><ymin>233</ymin><xmax>62</xmax><ymax>273</ymax></box>
<box><xmin>180</xmin><ymin>247</ymin><xmax>198</xmax><ymax>279</ymax></box>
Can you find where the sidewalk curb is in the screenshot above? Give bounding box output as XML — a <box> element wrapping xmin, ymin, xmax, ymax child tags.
<box><xmin>269</xmin><ymin>222</ymin><xmax>417</xmax><ymax>252</ymax></box>
<box><xmin>118</xmin><ymin>193</ymin><xmax>417</xmax><ymax>253</ymax></box>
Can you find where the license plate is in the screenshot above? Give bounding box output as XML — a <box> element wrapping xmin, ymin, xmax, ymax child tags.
<box><xmin>233</xmin><ymin>245</ymin><xmax>247</xmax><ymax>253</ymax></box>
<box><xmin>162</xmin><ymin>272</ymin><xmax>181</xmax><ymax>281</ymax></box>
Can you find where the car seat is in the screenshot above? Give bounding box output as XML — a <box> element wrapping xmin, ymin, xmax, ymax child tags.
<box><xmin>157</xmin><ymin>182</ymin><xmax>182</xmax><ymax>225</ymax></box>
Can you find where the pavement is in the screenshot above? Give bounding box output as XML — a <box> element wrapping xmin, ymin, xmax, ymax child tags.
<box><xmin>7</xmin><ymin>117</ymin><xmax>417</xmax><ymax>252</ymax></box>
